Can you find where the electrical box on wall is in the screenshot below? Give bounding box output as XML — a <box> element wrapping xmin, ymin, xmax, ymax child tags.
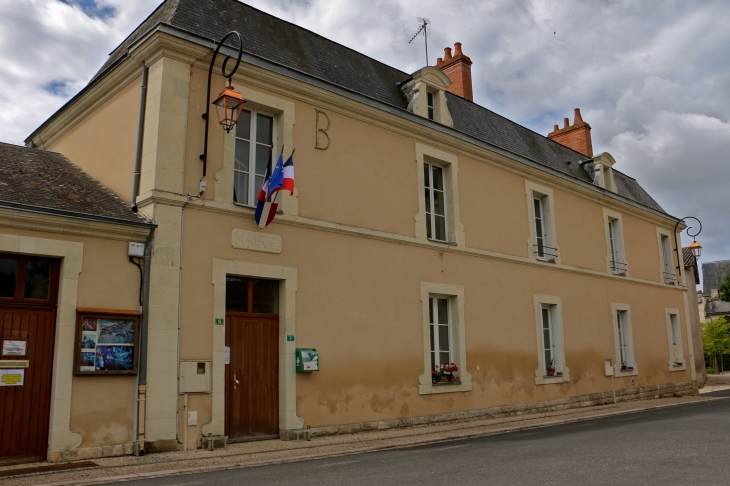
<box><xmin>128</xmin><ymin>242</ymin><xmax>145</xmax><ymax>257</ymax></box>
<box><xmin>296</xmin><ymin>349</ymin><xmax>319</xmax><ymax>372</ymax></box>
<box><xmin>179</xmin><ymin>360</ymin><xmax>211</xmax><ymax>393</ymax></box>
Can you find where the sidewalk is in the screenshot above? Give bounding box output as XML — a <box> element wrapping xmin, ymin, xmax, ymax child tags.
<box><xmin>3</xmin><ymin>394</ymin><xmax>725</xmax><ymax>486</ymax></box>
<box><xmin>699</xmin><ymin>373</ymin><xmax>730</xmax><ymax>394</ymax></box>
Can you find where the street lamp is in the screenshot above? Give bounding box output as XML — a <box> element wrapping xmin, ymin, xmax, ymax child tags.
<box><xmin>200</xmin><ymin>31</ymin><xmax>245</xmax><ymax>178</ymax></box>
<box><xmin>673</xmin><ymin>216</ymin><xmax>702</xmax><ymax>283</ymax></box>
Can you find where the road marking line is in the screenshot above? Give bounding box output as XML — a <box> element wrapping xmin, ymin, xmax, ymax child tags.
<box><xmin>434</xmin><ymin>444</ymin><xmax>467</xmax><ymax>451</ymax></box>
<box><xmin>320</xmin><ymin>460</ymin><xmax>359</xmax><ymax>468</ymax></box>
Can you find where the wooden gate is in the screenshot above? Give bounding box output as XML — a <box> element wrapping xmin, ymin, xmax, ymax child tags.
<box><xmin>0</xmin><ymin>254</ymin><xmax>59</xmax><ymax>464</ymax></box>
<box><xmin>224</xmin><ymin>277</ymin><xmax>279</xmax><ymax>440</ymax></box>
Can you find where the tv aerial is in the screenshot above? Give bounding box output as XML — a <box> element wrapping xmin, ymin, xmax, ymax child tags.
<box><xmin>409</xmin><ymin>17</ymin><xmax>432</xmax><ymax>66</ymax></box>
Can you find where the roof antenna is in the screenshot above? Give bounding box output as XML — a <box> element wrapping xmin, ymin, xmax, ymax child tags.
<box><xmin>409</xmin><ymin>17</ymin><xmax>432</xmax><ymax>66</ymax></box>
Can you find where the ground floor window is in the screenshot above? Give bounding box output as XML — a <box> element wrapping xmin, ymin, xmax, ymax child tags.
<box><xmin>533</xmin><ymin>295</ymin><xmax>569</xmax><ymax>384</ymax></box>
<box><xmin>419</xmin><ymin>283</ymin><xmax>471</xmax><ymax>394</ymax></box>
<box><xmin>668</xmin><ymin>312</ymin><xmax>683</xmax><ymax>366</ymax></box>
<box><xmin>429</xmin><ymin>296</ymin><xmax>456</xmax><ymax>382</ymax></box>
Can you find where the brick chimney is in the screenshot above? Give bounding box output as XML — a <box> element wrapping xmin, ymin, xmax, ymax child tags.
<box><xmin>436</xmin><ymin>42</ymin><xmax>473</xmax><ymax>101</ymax></box>
<box><xmin>547</xmin><ymin>108</ymin><xmax>593</xmax><ymax>157</ymax></box>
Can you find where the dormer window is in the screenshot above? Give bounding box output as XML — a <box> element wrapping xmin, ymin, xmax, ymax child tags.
<box><xmin>401</xmin><ymin>67</ymin><xmax>453</xmax><ymax>127</ymax></box>
<box><xmin>585</xmin><ymin>153</ymin><xmax>618</xmax><ymax>193</ymax></box>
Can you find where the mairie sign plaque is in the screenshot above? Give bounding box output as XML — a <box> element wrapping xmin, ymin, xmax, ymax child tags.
<box><xmin>231</xmin><ymin>229</ymin><xmax>282</xmax><ymax>254</ymax></box>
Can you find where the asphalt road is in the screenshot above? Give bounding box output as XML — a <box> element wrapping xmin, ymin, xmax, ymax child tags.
<box><xmin>121</xmin><ymin>390</ymin><xmax>730</xmax><ymax>486</ymax></box>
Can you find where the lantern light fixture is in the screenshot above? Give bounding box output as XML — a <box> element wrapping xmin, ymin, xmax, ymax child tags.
<box><xmin>212</xmin><ymin>85</ymin><xmax>245</xmax><ymax>133</ymax></box>
<box><xmin>199</xmin><ymin>31</ymin><xmax>244</xmax><ymax>180</ymax></box>
<box><xmin>673</xmin><ymin>216</ymin><xmax>702</xmax><ymax>283</ymax></box>
<box><xmin>689</xmin><ymin>239</ymin><xmax>702</xmax><ymax>259</ymax></box>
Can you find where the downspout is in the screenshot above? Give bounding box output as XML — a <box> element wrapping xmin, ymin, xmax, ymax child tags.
<box><xmin>131</xmin><ymin>63</ymin><xmax>148</xmax><ymax>213</ymax></box>
<box><xmin>134</xmin><ymin>226</ymin><xmax>155</xmax><ymax>455</ymax></box>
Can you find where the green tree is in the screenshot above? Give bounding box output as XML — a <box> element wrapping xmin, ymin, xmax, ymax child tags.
<box><xmin>703</xmin><ymin>317</ymin><xmax>730</xmax><ymax>374</ymax></box>
<box><xmin>719</xmin><ymin>274</ymin><xmax>730</xmax><ymax>302</ymax></box>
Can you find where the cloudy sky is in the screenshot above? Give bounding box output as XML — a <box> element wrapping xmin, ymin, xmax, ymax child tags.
<box><xmin>1</xmin><ymin>0</ymin><xmax>728</xmax><ymax>269</ymax></box>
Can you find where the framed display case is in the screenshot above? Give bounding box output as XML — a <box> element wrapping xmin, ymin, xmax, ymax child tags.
<box><xmin>74</xmin><ymin>309</ymin><xmax>140</xmax><ymax>375</ymax></box>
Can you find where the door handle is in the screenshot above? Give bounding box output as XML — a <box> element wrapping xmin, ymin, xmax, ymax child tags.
<box><xmin>233</xmin><ymin>374</ymin><xmax>240</xmax><ymax>390</ymax></box>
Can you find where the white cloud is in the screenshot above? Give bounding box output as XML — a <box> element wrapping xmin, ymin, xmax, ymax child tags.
<box><xmin>1</xmin><ymin>0</ymin><xmax>728</xmax><ymax>265</ymax></box>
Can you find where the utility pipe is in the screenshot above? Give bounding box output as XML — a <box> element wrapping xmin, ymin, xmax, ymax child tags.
<box><xmin>134</xmin><ymin>225</ymin><xmax>155</xmax><ymax>456</ymax></box>
<box><xmin>131</xmin><ymin>63</ymin><xmax>148</xmax><ymax>213</ymax></box>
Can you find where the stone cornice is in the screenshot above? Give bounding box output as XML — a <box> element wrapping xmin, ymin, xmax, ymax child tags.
<box><xmin>138</xmin><ymin>189</ymin><xmax>686</xmax><ymax>292</ymax></box>
<box><xmin>0</xmin><ymin>207</ymin><xmax>151</xmax><ymax>242</ymax></box>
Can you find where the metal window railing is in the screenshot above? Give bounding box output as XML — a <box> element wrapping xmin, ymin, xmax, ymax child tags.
<box><xmin>610</xmin><ymin>260</ymin><xmax>628</xmax><ymax>274</ymax></box>
<box><xmin>662</xmin><ymin>271</ymin><xmax>677</xmax><ymax>284</ymax></box>
<box><xmin>534</xmin><ymin>245</ymin><xmax>558</xmax><ymax>262</ymax></box>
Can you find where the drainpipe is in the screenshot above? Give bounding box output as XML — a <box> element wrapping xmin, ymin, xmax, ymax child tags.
<box><xmin>134</xmin><ymin>226</ymin><xmax>155</xmax><ymax>456</ymax></box>
<box><xmin>131</xmin><ymin>63</ymin><xmax>148</xmax><ymax>213</ymax></box>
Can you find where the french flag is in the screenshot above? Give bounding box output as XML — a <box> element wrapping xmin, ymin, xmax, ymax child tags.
<box><xmin>254</xmin><ymin>161</ymin><xmax>277</xmax><ymax>229</ymax></box>
<box><xmin>254</xmin><ymin>152</ymin><xmax>294</xmax><ymax>229</ymax></box>
<box><xmin>269</xmin><ymin>153</ymin><xmax>295</xmax><ymax>197</ymax></box>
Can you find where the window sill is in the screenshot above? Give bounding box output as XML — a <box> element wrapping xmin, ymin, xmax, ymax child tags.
<box><xmin>535</xmin><ymin>371</ymin><xmax>570</xmax><ymax>385</ymax></box>
<box><xmin>419</xmin><ymin>380</ymin><xmax>472</xmax><ymax>395</ymax></box>
<box><xmin>668</xmin><ymin>362</ymin><xmax>686</xmax><ymax>371</ymax></box>
<box><xmin>612</xmin><ymin>271</ymin><xmax>627</xmax><ymax>276</ymax></box>
<box><xmin>432</xmin><ymin>381</ymin><xmax>462</xmax><ymax>386</ymax></box>
<box><xmin>614</xmin><ymin>367</ymin><xmax>638</xmax><ymax>377</ymax></box>
<box><xmin>427</xmin><ymin>238</ymin><xmax>457</xmax><ymax>246</ymax></box>
<box><xmin>535</xmin><ymin>257</ymin><xmax>557</xmax><ymax>264</ymax></box>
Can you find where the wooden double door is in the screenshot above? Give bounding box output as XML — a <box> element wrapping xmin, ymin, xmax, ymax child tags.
<box><xmin>225</xmin><ymin>277</ymin><xmax>279</xmax><ymax>440</ymax></box>
<box><xmin>0</xmin><ymin>254</ymin><xmax>59</xmax><ymax>464</ymax></box>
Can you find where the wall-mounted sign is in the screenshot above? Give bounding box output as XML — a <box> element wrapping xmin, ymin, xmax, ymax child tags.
<box><xmin>215</xmin><ymin>318</ymin><xmax>224</xmax><ymax>325</ymax></box>
<box><xmin>2</xmin><ymin>340</ymin><xmax>26</xmax><ymax>356</ymax></box>
<box><xmin>74</xmin><ymin>311</ymin><xmax>140</xmax><ymax>375</ymax></box>
<box><xmin>0</xmin><ymin>369</ymin><xmax>24</xmax><ymax>386</ymax></box>
<box><xmin>231</xmin><ymin>229</ymin><xmax>282</xmax><ymax>254</ymax></box>
<box><xmin>286</xmin><ymin>335</ymin><xmax>295</xmax><ymax>342</ymax></box>
<box><xmin>296</xmin><ymin>348</ymin><xmax>319</xmax><ymax>372</ymax></box>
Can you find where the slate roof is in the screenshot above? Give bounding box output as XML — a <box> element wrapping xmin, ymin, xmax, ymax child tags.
<box><xmin>703</xmin><ymin>260</ymin><xmax>730</xmax><ymax>297</ymax></box>
<box><xmin>682</xmin><ymin>247</ymin><xmax>700</xmax><ymax>285</ymax></box>
<box><xmin>0</xmin><ymin>142</ymin><xmax>150</xmax><ymax>225</ymax></box>
<box><xmin>705</xmin><ymin>298</ymin><xmax>730</xmax><ymax>317</ymax></box>
<box><xmin>54</xmin><ymin>0</ymin><xmax>665</xmax><ymax>213</ymax></box>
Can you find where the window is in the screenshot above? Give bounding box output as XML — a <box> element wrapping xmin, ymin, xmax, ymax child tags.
<box><xmin>419</xmin><ymin>282</ymin><xmax>471</xmax><ymax>394</ymax></box>
<box><xmin>540</xmin><ymin>304</ymin><xmax>563</xmax><ymax>376</ymax></box>
<box><xmin>429</xmin><ymin>296</ymin><xmax>451</xmax><ymax>373</ymax></box>
<box><xmin>0</xmin><ymin>254</ymin><xmax>58</xmax><ymax>304</ymax></box>
<box><xmin>660</xmin><ymin>234</ymin><xmax>675</xmax><ymax>284</ymax></box>
<box><xmin>532</xmin><ymin>194</ymin><xmax>556</xmax><ymax>261</ymax></box>
<box><xmin>427</xmin><ymin>92</ymin><xmax>435</xmax><ymax>120</ymax></box>
<box><xmin>233</xmin><ymin>109</ymin><xmax>275</xmax><ymax>206</ymax></box>
<box><xmin>615</xmin><ymin>309</ymin><xmax>635</xmax><ymax>371</ymax></box>
<box><xmin>424</xmin><ymin>162</ymin><xmax>447</xmax><ymax>242</ymax></box>
<box><xmin>533</xmin><ymin>295</ymin><xmax>569</xmax><ymax>384</ymax></box>
<box><xmin>225</xmin><ymin>276</ymin><xmax>279</xmax><ymax>315</ymax></box>
<box><xmin>668</xmin><ymin>313</ymin><xmax>683</xmax><ymax>366</ymax></box>
<box><xmin>608</xmin><ymin>217</ymin><xmax>627</xmax><ymax>275</ymax></box>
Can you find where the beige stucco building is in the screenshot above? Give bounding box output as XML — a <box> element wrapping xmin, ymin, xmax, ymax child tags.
<box><xmin>12</xmin><ymin>0</ymin><xmax>704</xmax><ymax>461</ymax></box>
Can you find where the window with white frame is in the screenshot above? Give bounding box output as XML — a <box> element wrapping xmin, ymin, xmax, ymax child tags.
<box><xmin>660</xmin><ymin>234</ymin><xmax>675</xmax><ymax>284</ymax></box>
<box><xmin>429</xmin><ymin>296</ymin><xmax>452</xmax><ymax>373</ymax></box>
<box><xmin>608</xmin><ymin>217</ymin><xmax>627</xmax><ymax>275</ymax></box>
<box><xmin>234</xmin><ymin>109</ymin><xmax>275</xmax><ymax>206</ymax></box>
<box><xmin>669</xmin><ymin>313</ymin><xmax>683</xmax><ymax>366</ymax></box>
<box><xmin>540</xmin><ymin>304</ymin><xmax>563</xmax><ymax>376</ymax></box>
<box><xmin>424</xmin><ymin>162</ymin><xmax>447</xmax><ymax>242</ymax></box>
<box><xmin>532</xmin><ymin>193</ymin><xmax>556</xmax><ymax>261</ymax></box>
<box><xmin>615</xmin><ymin>310</ymin><xmax>635</xmax><ymax>370</ymax></box>
<box><xmin>426</xmin><ymin>92</ymin><xmax>435</xmax><ymax>120</ymax></box>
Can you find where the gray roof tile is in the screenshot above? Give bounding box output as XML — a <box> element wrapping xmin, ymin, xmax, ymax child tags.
<box><xmin>0</xmin><ymin>142</ymin><xmax>150</xmax><ymax>225</ymax></box>
<box><xmin>68</xmin><ymin>0</ymin><xmax>666</xmax><ymax>214</ymax></box>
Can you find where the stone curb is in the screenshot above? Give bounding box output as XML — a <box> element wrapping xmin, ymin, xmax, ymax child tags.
<box><xmin>38</xmin><ymin>395</ymin><xmax>729</xmax><ymax>486</ymax></box>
